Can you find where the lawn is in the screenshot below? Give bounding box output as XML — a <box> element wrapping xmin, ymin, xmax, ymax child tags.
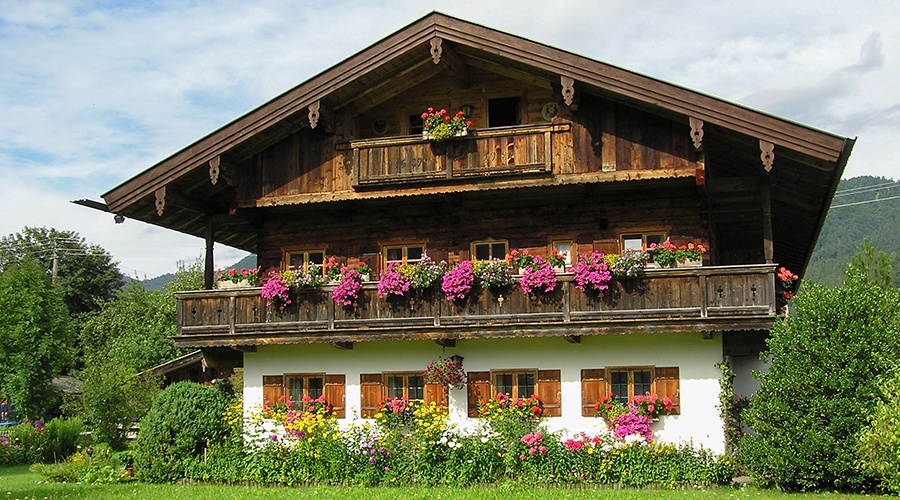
<box><xmin>0</xmin><ymin>465</ymin><xmax>875</xmax><ymax>499</ymax></box>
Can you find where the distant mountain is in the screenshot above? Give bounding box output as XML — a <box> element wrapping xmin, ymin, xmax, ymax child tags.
<box><xmin>140</xmin><ymin>254</ymin><xmax>257</xmax><ymax>291</ymax></box>
<box><xmin>805</xmin><ymin>176</ymin><xmax>900</xmax><ymax>288</ymax></box>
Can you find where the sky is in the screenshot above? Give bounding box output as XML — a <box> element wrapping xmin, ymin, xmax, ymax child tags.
<box><xmin>1</xmin><ymin>1</ymin><xmax>897</xmax><ymax>279</ymax></box>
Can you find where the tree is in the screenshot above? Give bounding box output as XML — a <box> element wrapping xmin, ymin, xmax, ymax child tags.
<box><xmin>78</xmin><ymin>262</ymin><xmax>200</xmax><ymax>448</ymax></box>
<box><xmin>0</xmin><ymin>226</ymin><xmax>123</xmax><ymax>316</ymax></box>
<box><xmin>848</xmin><ymin>238</ymin><xmax>893</xmax><ymax>291</ymax></box>
<box><xmin>739</xmin><ymin>255</ymin><xmax>900</xmax><ymax>491</ymax></box>
<box><xmin>0</xmin><ymin>258</ymin><xmax>73</xmax><ymax>419</ymax></box>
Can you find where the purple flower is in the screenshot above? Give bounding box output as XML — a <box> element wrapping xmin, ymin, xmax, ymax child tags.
<box><xmin>332</xmin><ymin>266</ymin><xmax>363</xmax><ymax>306</ymax></box>
<box><xmin>441</xmin><ymin>261</ymin><xmax>475</xmax><ymax>301</ymax></box>
<box><xmin>572</xmin><ymin>252</ymin><xmax>612</xmax><ymax>293</ymax></box>
<box><xmin>519</xmin><ymin>256</ymin><xmax>557</xmax><ymax>294</ymax></box>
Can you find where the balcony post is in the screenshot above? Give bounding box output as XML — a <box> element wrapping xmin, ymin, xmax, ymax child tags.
<box><xmin>204</xmin><ymin>217</ymin><xmax>215</xmax><ymax>290</ymax></box>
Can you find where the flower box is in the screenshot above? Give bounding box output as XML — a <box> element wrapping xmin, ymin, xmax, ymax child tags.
<box><xmin>422</xmin><ymin>128</ymin><xmax>468</xmax><ymax>140</ymax></box>
<box><xmin>217</xmin><ymin>279</ymin><xmax>251</xmax><ymax>289</ymax></box>
<box><xmin>678</xmin><ymin>258</ymin><xmax>702</xmax><ymax>267</ymax></box>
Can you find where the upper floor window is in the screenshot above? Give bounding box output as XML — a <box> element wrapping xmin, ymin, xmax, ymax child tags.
<box><xmin>472</xmin><ymin>240</ymin><xmax>508</xmax><ymax>261</ymax></box>
<box><xmin>552</xmin><ymin>240</ymin><xmax>573</xmax><ymax>266</ymax></box>
<box><xmin>620</xmin><ymin>233</ymin><xmax>666</xmax><ymax>252</ymax></box>
<box><xmin>286</xmin><ymin>250</ymin><xmax>325</xmax><ymax>274</ymax></box>
<box><xmin>488</xmin><ymin>97</ymin><xmax>521</xmax><ymax>127</ymax></box>
<box><xmin>385</xmin><ymin>372</ymin><xmax>425</xmax><ymax>401</ymax></box>
<box><xmin>384</xmin><ymin>244</ymin><xmax>425</xmax><ymax>267</ymax></box>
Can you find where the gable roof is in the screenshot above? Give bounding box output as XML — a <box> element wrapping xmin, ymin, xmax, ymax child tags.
<box><xmin>100</xmin><ymin>11</ymin><xmax>853</xmax><ymax>274</ymax></box>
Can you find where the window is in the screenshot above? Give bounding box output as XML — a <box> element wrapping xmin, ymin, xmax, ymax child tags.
<box><xmin>579</xmin><ymin>367</ymin><xmax>681</xmax><ymax>416</ymax></box>
<box><xmin>384</xmin><ymin>244</ymin><xmax>424</xmax><ymax>267</ymax></box>
<box><xmin>285</xmin><ymin>373</ymin><xmax>325</xmax><ymax>402</ymax></box>
<box><xmin>286</xmin><ymin>249</ymin><xmax>325</xmax><ymax>273</ymax></box>
<box><xmin>620</xmin><ymin>233</ymin><xmax>666</xmax><ymax>252</ymax></box>
<box><xmin>360</xmin><ymin>372</ymin><xmax>448</xmax><ymax>418</ymax></box>
<box><xmin>385</xmin><ymin>372</ymin><xmax>425</xmax><ymax>401</ymax></box>
<box><xmin>608</xmin><ymin>368</ymin><xmax>652</xmax><ymax>404</ymax></box>
<box><xmin>408</xmin><ymin>114</ymin><xmax>424</xmax><ymax>135</ymax></box>
<box><xmin>552</xmin><ymin>240</ymin><xmax>573</xmax><ymax>266</ymax></box>
<box><xmin>472</xmin><ymin>240</ymin><xmax>508</xmax><ymax>261</ymax></box>
<box><xmin>467</xmin><ymin>369</ymin><xmax>561</xmax><ymax>417</ymax></box>
<box><xmin>488</xmin><ymin>97</ymin><xmax>521</xmax><ymax>127</ymax></box>
<box><xmin>262</xmin><ymin>374</ymin><xmax>346</xmax><ymax>418</ymax></box>
<box><xmin>494</xmin><ymin>370</ymin><xmax>536</xmax><ymax>399</ymax></box>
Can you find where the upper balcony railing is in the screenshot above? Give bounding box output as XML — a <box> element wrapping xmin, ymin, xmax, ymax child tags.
<box><xmin>339</xmin><ymin>123</ymin><xmax>571</xmax><ymax>188</ymax></box>
<box><xmin>176</xmin><ymin>265</ymin><xmax>778</xmax><ymax>347</ymax></box>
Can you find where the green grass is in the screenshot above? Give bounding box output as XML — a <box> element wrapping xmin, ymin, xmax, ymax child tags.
<box><xmin>0</xmin><ymin>465</ymin><xmax>878</xmax><ymax>499</ymax></box>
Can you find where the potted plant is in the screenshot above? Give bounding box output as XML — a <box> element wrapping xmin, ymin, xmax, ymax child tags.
<box><xmin>357</xmin><ymin>262</ymin><xmax>372</xmax><ymax>282</ymax></box>
<box><xmin>609</xmin><ymin>249</ymin><xmax>648</xmax><ymax>278</ymax></box>
<box><xmin>571</xmin><ymin>252</ymin><xmax>612</xmax><ymax>293</ymax></box>
<box><xmin>215</xmin><ymin>267</ymin><xmax>259</xmax><ymax>288</ymax></box>
<box><xmin>547</xmin><ymin>250</ymin><xmax>568</xmax><ymax>272</ymax></box>
<box><xmin>261</xmin><ymin>270</ymin><xmax>292</xmax><ymax>309</ymax></box>
<box><xmin>333</xmin><ymin>266</ymin><xmax>364</xmax><ymax>307</ymax></box>
<box><xmin>674</xmin><ymin>243</ymin><xmax>707</xmax><ymax>266</ymax></box>
<box><xmin>441</xmin><ymin>260</ymin><xmax>475</xmax><ymax>302</ymax></box>
<box><xmin>324</xmin><ymin>256</ymin><xmax>342</xmax><ymax>284</ymax></box>
<box><xmin>421</xmin><ymin>108</ymin><xmax>472</xmax><ymax>141</ymax></box>
<box><xmin>473</xmin><ymin>259</ymin><xmax>515</xmax><ymax>289</ymax></box>
<box><xmin>648</xmin><ymin>239</ymin><xmax>679</xmax><ymax>268</ymax></box>
<box><xmin>422</xmin><ymin>355</ymin><xmax>466</xmax><ymax>389</ymax></box>
<box><xmin>518</xmin><ymin>256</ymin><xmax>558</xmax><ymax>294</ymax></box>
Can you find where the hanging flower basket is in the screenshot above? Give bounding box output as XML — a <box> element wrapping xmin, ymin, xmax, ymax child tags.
<box><xmin>422</xmin><ymin>355</ymin><xmax>466</xmax><ymax>389</ymax></box>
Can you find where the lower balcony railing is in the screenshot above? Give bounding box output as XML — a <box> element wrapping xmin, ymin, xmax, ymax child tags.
<box><xmin>175</xmin><ymin>265</ymin><xmax>778</xmax><ymax>347</ymax></box>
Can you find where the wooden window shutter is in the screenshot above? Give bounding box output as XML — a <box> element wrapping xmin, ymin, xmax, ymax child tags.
<box><xmin>424</xmin><ymin>383</ymin><xmax>448</xmax><ymax>408</ymax></box>
<box><xmin>537</xmin><ymin>369</ymin><xmax>561</xmax><ymax>417</ymax></box>
<box><xmin>262</xmin><ymin>375</ymin><xmax>284</xmax><ymax>408</ymax></box>
<box><xmin>359</xmin><ymin>373</ymin><xmax>383</xmax><ymax>418</ymax></box>
<box><xmin>581</xmin><ymin>369</ymin><xmax>606</xmax><ymax>417</ymax></box>
<box><xmin>324</xmin><ymin>374</ymin><xmax>346</xmax><ymax>419</ymax></box>
<box><xmin>467</xmin><ymin>371</ymin><xmax>491</xmax><ymax>417</ymax></box>
<box><xmin>655</xmin><ymin>367</ymin><xmax>681</xmax><ymax>415</ymax></box>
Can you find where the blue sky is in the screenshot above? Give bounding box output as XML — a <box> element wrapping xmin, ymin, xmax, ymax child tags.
<box><xmin>1</xmin><ymin>0</ymin><xmax>897</xmax><ymax>278</ymax></box>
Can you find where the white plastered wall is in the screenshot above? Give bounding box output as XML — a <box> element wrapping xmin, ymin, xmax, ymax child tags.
<box><xmin>243</xmin><ymin>331</ymin><xmax>726</xmax><ymax>453</ymax></box>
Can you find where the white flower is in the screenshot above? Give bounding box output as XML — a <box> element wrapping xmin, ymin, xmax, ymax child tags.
<box><xmin>480</xmin><ymin>436</ymin><xmax>489</xmax><ymax>443</ymax></box>
<box><xmin>439</xmin><ymin>436</ymin><xmax>448</xmax><ymax>444</ymax></box>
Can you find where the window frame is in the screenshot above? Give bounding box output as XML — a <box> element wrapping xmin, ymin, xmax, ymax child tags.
<box><xmin>383</xmin><ymin>372</ymin><xmax>425</xmax><ymax>402</ymax></box>
<box><xmin>551</xmin><ymin>240</ymin><xmax>574</xmax><ymax>266</ymax></box>
<box><xmin>471</xmin><ymin>239</ymin><xmax>509</xmax><ymax>262</ymax></box>
<box><xmin>383</xmin><ymin>243</ymin><xmax>426</xmax><ymax>268</ymax></box>
<box><xmin>491</xmin><ymin>369</ymin><xmax>538</xmax><ymax>399</ymax></box>
<box><xmin>284</xmin><ymin>249</ymin><xmax>326</xmax><ymax>275</ymax></box>
<box><xmin>606</xmin><ymin>366</ymin><xmax>654</xmax><ymax>404</ymax></box>
<box><xmin>619</xmin><ymin>232</ymin><xmax>666</xmax><ymax>252</ymax></box>
<box><xmin>283</xmin><ymin>372</ymin><xmax>326</xmax><ymax>402</ymax></box>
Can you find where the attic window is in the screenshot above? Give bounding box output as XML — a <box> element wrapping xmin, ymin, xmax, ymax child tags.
<box><xmin>488</xmin><ymin>97</ymin><xmax>520</xmax><ymax>127</ymax></box>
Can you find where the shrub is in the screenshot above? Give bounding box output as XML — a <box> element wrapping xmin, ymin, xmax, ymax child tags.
<box><xmin>30</xmin><ymin>446</ymin><xmax>131</xmax><ymax>484</ymax></box>
<box><xmin>859</xmin><ymin>369</ymin><xmax>900</xmax><ymax>494</ymax></box>
<box><xmin>134</xmin><ymin>381</ymin><xmax>230</xmax><ymax>482</ymax></box>
<box><xmin>739</xmin><ymin>271</ymin><xmax>900</xmax><ymax>491</ymax></box>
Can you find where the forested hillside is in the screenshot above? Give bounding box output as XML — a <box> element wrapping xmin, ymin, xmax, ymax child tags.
<box><xmin>805</xmin><ymin>176</ymin><xmax>900</xmax><ymax>287</ymax></box>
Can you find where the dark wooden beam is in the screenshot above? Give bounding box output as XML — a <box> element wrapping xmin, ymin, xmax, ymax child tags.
<box><xmin>204</xmin><ymin>217</ymin><xmax>215</xmax><ymax>290</ymax></box>
<box><xmin>330</xmin><ymin>341</ymin><xmax>353</xmax><ymax>350</ymax></box>
<box><xmin>434</xmin><ymin>338</ymin><xmax>456</xmax><ymax>348</ymax></box>
<box><xmin>232</xmin><ymin>345</ymin><xmax>257</xmax><ymax>353</ymax></box>
<box><xmin>564</xmin><ymin>335</ymin><xmax>581</xmax><ymax>344</ymax></box>
<box><xmin>432</xmin><ymin>38</ymin><xmax>471</xmax><ymax>88</ymax></box>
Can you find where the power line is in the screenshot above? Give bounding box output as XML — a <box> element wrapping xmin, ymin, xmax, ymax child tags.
<box><xmin>834</xmin><ymin>181</ymin><xmax>899</xmax><ymax>196</ymax></box>
<box><xmin>831</xmin><ymin>194</ymin><xmax>900</xmax><ymax>209</ymax></box>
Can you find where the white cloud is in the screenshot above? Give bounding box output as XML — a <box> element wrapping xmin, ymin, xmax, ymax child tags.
<box><xmin>1</xmin><ymin>0</ymin><xmax>897</xmax><ymax>277</ymax></box>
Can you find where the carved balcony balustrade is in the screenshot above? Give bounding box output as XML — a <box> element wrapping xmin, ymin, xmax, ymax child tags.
<box><xmin>175</xmin><ymin>265</ymin><xmax>778</xmax><ymax>348</ymax></box>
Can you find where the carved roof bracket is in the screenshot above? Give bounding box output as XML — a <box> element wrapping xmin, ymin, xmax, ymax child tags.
<box><xmin>155</xmin><ymin>186</ymin><xmax>166</xmax><ymax>216</ymax></box>
<box><xmin>689</xmin><ymin>117</ymin><xmax>704</xmax><ymax>150</ymax></box>
<box><xmin>308</xmin><ymin>100</ymin><xmax>321</xmax><ymax>129</ymax></box>
<box><xmin>209</xmin><ymin>157</ymin><xmax>221</xmax><ymax>185</ymax></box>
<box><xmin>560</xmin><ymin>75</ymin><xmax>575</xmax><ymax>106</ymax></box>
<box><xmin>760</xmin><ymin>139</ymin><xmax>775</xmax><ymax>172</ymax></box>
<box><xmin>430</xmin><ymin>37</ymin><xmax>442</xmax><ymax>64</ymax></box>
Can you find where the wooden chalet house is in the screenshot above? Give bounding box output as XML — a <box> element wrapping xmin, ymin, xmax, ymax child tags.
<box><xmin>99</xmin><ymin>13</ymin><xmax>853</xmax><ymax>451</ymax></box>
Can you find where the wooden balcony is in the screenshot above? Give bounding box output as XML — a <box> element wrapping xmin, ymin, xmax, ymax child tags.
<box><xmin>341</xmin><ymin>123</ymin><xmax>570</xmax><ymax>188</ymax></box>
<box><xmin>175</xmin><ymin>265</ymin><xmax>778</xmax><ymax>348</ymax></box>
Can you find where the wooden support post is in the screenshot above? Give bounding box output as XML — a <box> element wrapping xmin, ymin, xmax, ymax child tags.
<box><xmin>762</xmin><ymin>177</ymin><xmax>774</xmax><ymax>264</ymax></box>
<box><xmin>204</xmin><ymin>217</ymin><xmax>215</xmax><ymax>290</ymax></box>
